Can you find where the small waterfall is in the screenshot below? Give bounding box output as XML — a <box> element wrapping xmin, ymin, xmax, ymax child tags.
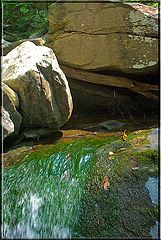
<box><xmin>2</xmin><ymin>140</ymin><xmax>96</xmax><ymax>239</ymax></box>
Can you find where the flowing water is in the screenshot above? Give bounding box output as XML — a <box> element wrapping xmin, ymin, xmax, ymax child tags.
<box><xmin>2</xmin><ymin>119</ymin><xmax>159</xmax><ymax>239</ymax></box>
<box><xmin>145</xmin><ymin>176</ymin><xmax>158</xmax><ymax>206</ymax></box>
<box><xmin>3</xmin><ymin>136</ymin><xmax>113</xmax><ymax>238</ymax></box>
<box><xmin>145</xmin><ymin>176</ymin><xmax>159</xmax><ymax>239</ymax></box>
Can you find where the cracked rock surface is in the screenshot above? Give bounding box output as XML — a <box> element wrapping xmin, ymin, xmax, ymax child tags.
<box><xmin>47</xmin><ymin>2</ymin><xmax>158</xmax><ymax>74</ymax></box>
<box><xmin>3</xmin><ymin>41</ymin><xmax>73</xmax><ymax>131</ymax></box>
<box><xmin>2</xmin><ymin>83</ymin><xmax>22</xmax><ymax>140</ymax></box>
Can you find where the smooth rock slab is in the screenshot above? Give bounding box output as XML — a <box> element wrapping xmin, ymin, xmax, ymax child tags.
<box><xmin>47</xmin><ymin>2</ymin><xmax>158</xmax><ymax>74</ymax></box>
<box><xmin>99</xmin><ymin>120</ymin><xmax>125</xmax><ymax>130</ymax></box>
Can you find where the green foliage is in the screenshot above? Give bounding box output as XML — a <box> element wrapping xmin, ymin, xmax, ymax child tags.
<box><xmin>3</xmin><ymin>1</ymin><xmax>158</xmax><ymax>42</ymax></box>
<box><xmin>147</xmin><ymin>2</ymin><xmax>159</xmax><ymax>8</ymax></box>
<box><xmin>3</xmin><ymin>3</ymin><xmax>51</xmax><ymax>42</ymax></box>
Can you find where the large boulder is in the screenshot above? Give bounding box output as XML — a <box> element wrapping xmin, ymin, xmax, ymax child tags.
<box><xmin>47</xmin><ymin>2</ymin><xmax>158</xmax><ymax>74</ymax></box>
<box><xmin>3</xmin><ymin>41</ymin><xmax>73</xmax><ymax>131</ymax></box>
<box><xmin>2</xmin><ymin>83</ymin><xmax>22</xmax><ymax>139</ymax></box>
<box><xmin>3</xmin><ymin>38</ymin><xmax>45</xmax><ymax>56</ymax></box>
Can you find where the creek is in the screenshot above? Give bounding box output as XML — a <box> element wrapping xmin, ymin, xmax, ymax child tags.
<box><xmin>3</xmin><ymin>134</ymin><xmax>112</xmax><ymax>238</ymax></box>
<box><xmin>2</xmin><ymin>117</ymin><xmax>159</xmax><ymax>239</ymax></box>
<box><xmin>146</xmin><ymin>176</ymin><xmax>159</xmax><ymax>239</ymax></box>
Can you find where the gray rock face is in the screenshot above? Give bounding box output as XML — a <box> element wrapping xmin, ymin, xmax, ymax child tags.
<box><xmin>23</xmin><ymin>128</ymin><xmax>56</xmax><ymax>140</ymax></box>
<box><xmin>148</xmin><ymin>128</ymin><xmax>158</xmax><ymax>149</ymax></box>
<box><xmin>47</xmin><ymin>2</ymin><xmax>158</xmax><ymax>74</ymax></box>
<box><xmin>3</xmin><ymin>41</ymin><xmax>73</xmax><ymax>131</ymax></box>
<box><xmin>2</xmin><ymin>107</ymin><xmax>14</xmax><ymax>138</ymax></box>
<box><xmin>2</xmin><ymin>84</ymin><xmax>22</xmax><ymax>140</ymax></box>
<box><xmin>99</xmin><ymin>120</ymin><xmax>125</xmax><ymax>130</ymax></box>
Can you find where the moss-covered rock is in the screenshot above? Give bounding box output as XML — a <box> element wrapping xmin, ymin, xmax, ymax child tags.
<box><xmin>74</xmin><ymin>128</ymin><xmax>159</xmax><ymax>238</ymax></box>
<box><xmin>2</xmin><ymin>127</ymin><xmax>159</xmax><ymax>238</ymax></box>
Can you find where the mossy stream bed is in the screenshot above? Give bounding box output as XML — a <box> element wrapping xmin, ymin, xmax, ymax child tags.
<box><xmin>2</xmin><ymin>125</ymin><xmax>159</xmax><ymax>238</ymax></box>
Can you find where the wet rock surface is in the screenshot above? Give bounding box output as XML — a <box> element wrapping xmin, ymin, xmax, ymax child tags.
<box><xmin>74</xmin><ymin>128</ymin><xmax>159</xmax><ymax>238</ymax></box>
<box><xmin>146</xmin><ymin>176</ymin><xmax>158</xmax><ymax>205</ymax></box>
<box><xmin>2</xmin><ymin>126</ymin><xmax>159</xmax><ymax>238</ymax></box>
<box><xmin>148</xmin><ymin>128</ymin><xmax>158</xmax><ymax>149</ymax></box>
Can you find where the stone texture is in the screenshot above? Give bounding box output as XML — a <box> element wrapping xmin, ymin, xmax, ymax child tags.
<box><xmin>148</xmin><ymin>128</ymin><xmax>158</xmax><ymax>150</ymax></box>
<box><xmin>2</xmin><ymin>83</ymin><xmax>22</xmax><ymax>139</ymax></box>
<box><xmin>3</xmin><ymin>38</ymin><xmax>45</xmax><ymax>56</ymax></box>
<box><xmin>2</xmin><ymin>107</ymin><xmax>15</xmax><ymax>139</ymax></box>
<box><xmin>47</xmin><ymin>2</ymin><xmax>158</xmax><ymax>74</ymax></box>
<box><xmin>3</xmin><ymin>41</ymin><xmax>73</xmax><ymax>131</ymax></box>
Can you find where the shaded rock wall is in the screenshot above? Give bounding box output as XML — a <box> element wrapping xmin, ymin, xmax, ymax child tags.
<box><xmin>2</xmin><ymin>84</ymin><xmax>22</xmax><ymax>140</ymax></box>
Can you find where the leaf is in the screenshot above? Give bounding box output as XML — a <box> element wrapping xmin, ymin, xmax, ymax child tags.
<box><xmin>121</xmin><ymin>130</ymin><xmax>127</xmax><ymax>141</ymax></box>
<box><xmin>133</xmin><ymin>136</ymin><xmax>145</xmax><ymax>144</ymax></box>
<box><xmin>101</xmin><ymin>176</ymin><xmax>110</xmax><ymax>190</ymax></box>
<box><xmin>20</xmin><ymin>6</ymin><xmax>30</xmax><ymax>14</ymax></box>
<box><xmin>108</xmin><ymin>155</ymin><xmax>114</xmax><ymax>160</ymax></box>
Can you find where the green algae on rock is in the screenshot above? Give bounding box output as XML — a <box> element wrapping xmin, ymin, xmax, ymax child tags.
<box><xmin>3</xmin><ymin>134</ymin><xmax>117</xmax><ymax>238</ymax></box>
<box><xmin>73</xmin><ymin>128</ymin><xmax>159</xmax><ymax>238</ymax></box>
<box><xmin>2</xmin><ymin>128</ymin><xmax>159</xmax><ymax>238</ymax></box>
